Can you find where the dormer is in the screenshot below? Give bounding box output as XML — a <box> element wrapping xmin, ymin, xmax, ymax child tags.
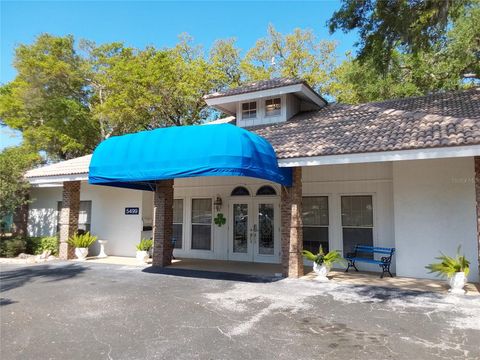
<box><xmin>204</xmin><ymin>78</ymin><xmax>328</xmax><ymax>127</ymax></box>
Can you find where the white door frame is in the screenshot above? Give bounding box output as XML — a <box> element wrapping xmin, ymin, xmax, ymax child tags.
<box><xmin>227</xmin><ymin>197</ymin><xmax>280</xmax><ymax>263</ymax></box>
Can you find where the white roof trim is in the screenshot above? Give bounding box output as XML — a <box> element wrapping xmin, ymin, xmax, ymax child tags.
<box><xmin>205</xmin><ymin>84</ymin><xmax>306</xmax><ymax>105</ymax></box>
<box><xmin>278</xmin><ymin>145</ymin><xmax>480</xmax><ymax>167</ymax></box>
<box><xmin>28</xmin><ymin>173</ymin><xmax>89</xmax><ymax>186</ymax></box>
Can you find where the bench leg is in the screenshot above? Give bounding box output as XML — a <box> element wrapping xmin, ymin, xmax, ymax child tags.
<box><xmin>380</xmin><ymin>264</ymin><xmax>393</xmax><ymax>278</ymax></box>
<box><xmin>346</xmin><ymin>261</ymin><xmax>359</xmax><ymax>273</ymax></box>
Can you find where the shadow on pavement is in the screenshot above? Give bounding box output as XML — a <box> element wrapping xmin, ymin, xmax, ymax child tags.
<box><xmin>0</xmin><ymin>263</ymin><xmax>89</xmax><ymax>299</ymax></box>
<box><xmin>142</xmin><ymin>266</ymin><xmax>282</xmax><ymax>283</ymax></box>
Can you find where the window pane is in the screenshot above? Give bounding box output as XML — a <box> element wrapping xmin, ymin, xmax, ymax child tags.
<box><xmin>256</xmin><ymin>185</ymin><xmax>276</xmax><ymax>196</ymax></box>
<box><xmin>341</xmin><ymin>196</ymin><xmax>373</xmax><ymax>227</ymax></box>
<box><xmin>303</xmin><ymin>227</ymin><xmax>329</xmax><ymax>254</ymax></box>
<box><xmin>302</xmin><ymin>197</ymin><xmax>328</xmax><ymax>226</ymax></box>
<box><xmin>231</xmin><ymin>186</ymin><xmax>250</xmax><ymax>196</ymax></box>
<box><xmin>192</xmin><ymin>199</ymin><xmax>212</xmax><ymax>224</ymax></box>
<box><xmin>173</xmin><ymin>224</ymin><xmax>183</xmax><ymax>249</ymax></box>
<box><xmin>191</xmin><ymin>225</ymin><xmax>211</xmax><ymax>250</ymax></box>
<box><xmin>233</xmin><ymin>204</ymin><xmax>248</xmax><ymax>253</ymax></box>
<box><xmin>79</xmin><ymin>201</ymin><xmax>92</xmax><ymax>225</ymax></box>
<box><xmin>342</xmin><ymin>228</ymin><xmax>373</xmax><ymax>258</ymax></box>
<box><xmin>242</xmin><ymin>102</ymin><xmax>257</xmax><ymax>119</ymax></box>
<box><xmin>258</xmin><ymin>203</ymin><xmax>274</xmax><ymax>255</ymax></box>
<box><xmin>173</xmin><ymin>199</ymin><xmax>183</xmax><ymax>223</ymax></box>
<box><xmin>265</xmin><ymin>97</ymin><xmax>281</xmax><ymax>116</ymax></box>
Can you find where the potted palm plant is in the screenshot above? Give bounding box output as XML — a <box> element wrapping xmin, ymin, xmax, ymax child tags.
<box><xmin>136</xmin><ymin>238</ymin><xmax>153</xmax><ymax>263</ymax></box>
<box><xmin>302</xmin><ymin>246</ymin><xmax>346</xmax><ymax>281</ymax></box>
<box><xmin>426</xmin><ymin>246</ymin><xmax>470</xmax><ymax>294</ymax></box>
<box><xmin>68</xmin><ymin>232</ymin><xmax>98</xmax><ymax>261</ymax></box>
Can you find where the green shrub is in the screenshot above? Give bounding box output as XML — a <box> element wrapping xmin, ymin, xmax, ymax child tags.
<box><xmin>136</xmin><ymin>238</ymin><xmax>153</xmax><ymax>251</ymax></box>
<box><xmin>302</xmin><ymin>245</ymin><xmax>347</xmax><ymax>268</ymax></box>
<box><xmin>68</xmin><ymin>232</ymin><xmax>97</xmax><ymax>248</ymax></box>
<box><xmin>426</xmin><ymin>246</ymin><xmax>470</xmax><ymax>278</ymax></box>
<box><xmin>25</xmin><ymin>236</ymin><xmax>59</xmax><ymax>255</ymax></box>
<box><xmin>0</xmin><ymin>237</ymin><xmax>26</xmax><ymax>258</ymax></box>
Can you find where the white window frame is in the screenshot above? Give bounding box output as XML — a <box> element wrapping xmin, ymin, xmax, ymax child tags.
<box><xmin>264</xmin><ymin>97</ymin><xmax>281</xmax><ymax>117</ymax></box>
<box><xmin>190</xmin><ymin>197</ymin><xmax>213</xmax><ymax>251</ymax></box>
<box><xmin>241</xmin><ymin>101</ymin><xmax>257</xmax><ymax>120</ymax></box>
<box><xmin>339</xmin><ymin>193</ymin><xmax>376</xmax><ymax>256</ymax></box>
<box><xmin>173</xmin><ymin>198</ymin><xmax>185</xmax><ymax>250</ymax></box>
<box><xmin>302</xmin><ymin>195</ymin><xmax>330</xmax><ymax>253</ymax></box>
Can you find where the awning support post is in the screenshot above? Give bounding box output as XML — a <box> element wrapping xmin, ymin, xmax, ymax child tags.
<box><xmin>281</xmin><ymin>167</ymin><xmax>304</xmax><ymax>278</ymax></box>
<box><xmin>152</xmin><ymin>180</ymin><xmax>174</xmax><ymax>267</ymax></box>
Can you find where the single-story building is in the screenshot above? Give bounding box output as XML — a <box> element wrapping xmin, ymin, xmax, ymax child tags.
<box><xmin>24</xmin><ymin>78</ymin><xmax>480</xmax><ymax>282</ymax></box>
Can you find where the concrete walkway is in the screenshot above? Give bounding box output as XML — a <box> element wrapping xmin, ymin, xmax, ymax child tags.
<box><xmin>81</xmin><ymin>256</ymin><xmax>480</xmax><ymax>296</ymax></box>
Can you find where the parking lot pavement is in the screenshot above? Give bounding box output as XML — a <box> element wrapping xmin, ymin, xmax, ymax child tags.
<box><xmin>1</xmin><ymin>261</ymin><xmax>479</xmax><ymax>360</ymax></box>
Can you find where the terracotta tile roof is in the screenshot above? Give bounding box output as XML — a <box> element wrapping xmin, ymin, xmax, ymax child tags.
<box><xmin>25</xmin><ymin>155</ymin><xmax>91</xmax><ymax>178</ymax></box>
<box><xmin>253</xmin><ymin>88</ymin><xmax>480</xmax><ymax>159</ymax></box>
<box><xmin>204</xmin><ymin>78</ymin><xmax>305</xmax><ymax>99</ymax></box>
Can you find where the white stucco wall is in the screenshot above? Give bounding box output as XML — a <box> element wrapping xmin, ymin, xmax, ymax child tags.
<box><xmin>28</xmin><ymin>182</ymin><xmax>143</xmax><ymax>257</ymax></box>
<box><xmin>302</xmin><ymin>162</ymin><xmax>395</xmax><ymax>272</ymax></box>
<box><xmin>28</xmin><ymin>187</ymin><xmax>62</xmax><ymax>237</ymax></box>
<box><xmin>393</xmin><ymin>157</ymin><xmax>479</xmax><ymax>282</ymax></box>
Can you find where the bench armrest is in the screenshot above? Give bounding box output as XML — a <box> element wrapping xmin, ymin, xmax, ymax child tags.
<box><xmin>346</xmin><ymin>252</ymin><xmax>356</xmax><ymax>258</ymax></box>
<box><xmin>381</xmin><ymin>256</ymin><xmax>392</xmax><ymax>264</ymax></box>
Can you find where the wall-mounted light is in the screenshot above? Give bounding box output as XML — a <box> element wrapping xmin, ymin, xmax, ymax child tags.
<box><xmin>214</xmin><ymin>196</ymin><xmax>223</xmax><ymax>212</ymax></box>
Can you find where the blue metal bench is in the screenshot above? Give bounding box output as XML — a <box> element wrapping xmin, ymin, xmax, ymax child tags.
<box><xmin>345</xmin><ymin>245</ymin><xmax>395</xmax><ymax>278</ymax></box>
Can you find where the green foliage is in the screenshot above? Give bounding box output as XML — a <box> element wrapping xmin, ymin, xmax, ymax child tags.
<box><xmin>0</xmin><ymin>146</ymin><xmax>41</xmax><ymax>219</ymax></box>
<box><xmin>0</xmin><ymin>34</ymin><xmax>99</xmax><ymax>160</ymax></box>
<box><xmin>213</xmin><ymin>213</ymin><xmax>226</xmax><ymax>227</ymax></box>
<box><xmin>68</xmin><ymin>232</ymin><xmax>97</xmax><ymax>248</ymax></box>
<box><xmin>0</xmin><ymin>237</ymin><xmax>26</xmax><ymax>258</ymax></box>
<box><xmin>302</xmin><ymin>246</ymin><xmax>347</xmax><ymax>267</ymax></box>
<box><xmin>328</xmin><ymin>0</ymin><xmax>472</xmax><ymax>73</ymax></box>
<box><xmin>26</xmin><ymin>236</ymin><xmax>59</xmax><ymax>256</ymax></box>
<box><xmin>241</xmin><ymin>25</ymin><xmax>337</xmax><ymax>94</ymax></box>
<box><xmin>426</xmin><ymin>246</ymin><xmax>470</xmax><ymax>278</ymax></box>
<box><xmin>136</xmin><ymin>238</ymin><xmax>153</xmax><ymax>251</ymax></box>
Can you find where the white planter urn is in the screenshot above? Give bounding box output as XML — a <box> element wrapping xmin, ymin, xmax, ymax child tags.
<box><xmin>313</xmin><ymin>262</ymin><xmax>331</xmax><ymax>282</ymax></box>
<box><xmin>75</xmin><ymin>247</ymin><xmax>88</xmax><ymax>261</ymax></box>
<box><xmin>448</xmin><ymin>272</ymin><xmax>467</xmax><ymax>294</ymax></box>
<box><xmin>136</xmin><ymin>250</ymin><xmax>149</xmax><ymax>264</ymax></box>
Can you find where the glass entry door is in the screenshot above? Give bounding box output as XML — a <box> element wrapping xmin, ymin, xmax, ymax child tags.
<box><xmin>228</xmin><ymin>199</ymin><xmax>279</xmax><ymax>263</ymax></box>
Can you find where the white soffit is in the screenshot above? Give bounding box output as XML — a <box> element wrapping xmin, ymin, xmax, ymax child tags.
<box><xmin>278</xmin><ymin>145</ymin><xmax>480</xmax><ymax>167</ymax></box>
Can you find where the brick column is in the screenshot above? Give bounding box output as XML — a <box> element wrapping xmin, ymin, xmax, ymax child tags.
<box><xmin>12</xmin><ymin>196</ymin><xmax>29</xmax><ymax>237</ymax></box>
<box><xmin>59</xmin><ymin>181</ymin><xmax>81</xmax><ymax>260</ymax></box>
<box><xmin>475</xmin><ymin>157</ymin><xmax>480</xmax><ymax>278</ymax></box>
<box><xmin>152</xmin><ymin>180</ymin><xmax>174</xmax><ymax>267</ymax></box>
<box><xmin>281</xmin><ymin>167</ymin><xmax>303</xmax><ymax>278</ymax></box>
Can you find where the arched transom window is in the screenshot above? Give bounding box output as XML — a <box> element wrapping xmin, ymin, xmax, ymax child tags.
<box><xmin>231</xmin><ymin>186</ymin><xmax>250</xmax><ymax>196</ymax></box>
<box><xmin>256</xmin><ymin>185</ymin><xmax>277</xmax><ymax>196</ymax></box>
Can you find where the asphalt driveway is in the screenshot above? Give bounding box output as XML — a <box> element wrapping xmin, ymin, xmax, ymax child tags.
<box><xmin>1</xmin><ymin>261</ymin><xmax>479</xmax><ymax>360</ymax></box>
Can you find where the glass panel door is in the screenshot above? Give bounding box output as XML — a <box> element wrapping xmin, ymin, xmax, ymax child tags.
<box><xmin>229</xmin><ymin>202</ymin><xmax>252</xmax><ymax>261</ymax></box>
<box><xmin>233</xmin><ymin>204</ymin><xmax>249</xmax><ymax>254</ymax></box>
<box><xmin>253</xmin><ymin>200</ymin><xmax>279</xmax><ymax>263</ymax></box>
<box><xmin>257</xmin><ymin>203</ymin><xmax>274</xmax><ymax>255</ymax></box>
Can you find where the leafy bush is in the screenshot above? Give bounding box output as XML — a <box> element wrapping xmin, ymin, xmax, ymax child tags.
<box><xmin>68</xmin><ymin>232</ymin><xmax>97</xmax><ymax>248</ymax></box>
<box><xmin>0</xmin><ymin>237</ymin><xmax>26</xmax><ymax>257</ymax></box>
<box><xmin>136</xmin><ymin>238</ymin><xmax>153</xmax><ymax>251</ymax></box>
<box><xmin>302</xmin><ymin>245</ymin><xmax>347</xmax><ymax>267</ymax></box>
<box><xmin>426</xmin><ymin>246</ymin><xmax>470</xmax><ymax>278</ymax></box>
<box><xmin>26</xmin><ymin>236</ymin><xmax>59</xmax><ymax>256</ymax></box>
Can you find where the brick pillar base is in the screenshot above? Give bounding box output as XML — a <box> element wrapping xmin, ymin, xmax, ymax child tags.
<box><xmin>281</xmin><ymin>167</ymin><xmax>303</xmax><ymax>278</ymax></box>
<box><xmin>152</xmin><ymin>180</ymin><xmax>174</xmax><ymax>267</ymax></box>
<box><xmin>475</xmin><ymin>157</ymin><xmax>480</xmax><ymax>278</ymax></box>
<box><xmin>59</xmin><ymin>181</ymin><xmax>81</xmax><ymax>260</ymax></box>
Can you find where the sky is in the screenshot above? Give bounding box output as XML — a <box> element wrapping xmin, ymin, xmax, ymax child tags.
<box><xmin>0</xmin><ymin>0</ymin><xmax>358</xmax><ymax>150</ymax></box>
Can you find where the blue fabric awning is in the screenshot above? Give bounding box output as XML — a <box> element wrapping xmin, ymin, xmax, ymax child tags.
<box><xmin>88</xmin><ymin>124</ymin><xmax>291</xmax><ymax>190</ymax></box>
